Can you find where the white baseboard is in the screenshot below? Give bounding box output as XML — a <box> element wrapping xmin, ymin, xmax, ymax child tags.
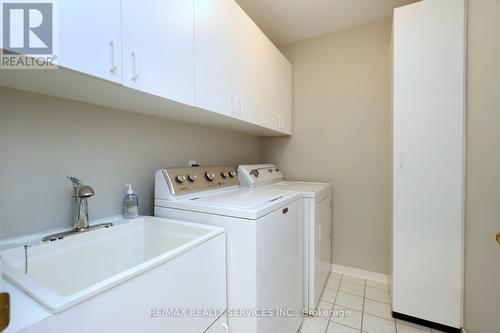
<box><xmin>331</xmin><ymin>263</ymin><xmax>390</xmax><ymax>284</ymax></box>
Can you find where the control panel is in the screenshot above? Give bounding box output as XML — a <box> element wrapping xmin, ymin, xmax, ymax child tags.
<box><xmin>238</xmin><ymin>164</ymin><xmax>284</xmax><ymax>188</ymax></box>
<box><xmin>161</xmin><ymin>166</ymin><xmax>239</xmax><ymax>196</ymax></box>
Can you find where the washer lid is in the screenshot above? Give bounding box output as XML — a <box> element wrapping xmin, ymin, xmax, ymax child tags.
<box><xmin>262</xmin><ymin>181</ymin><xmax>332</xmax><ymax>199</ymax></box>
<box><xmin>155</xmin><ymin>188</ymin><xmax>300</xmax><ymax>220</ymax></box>
<box><xmin>190</xmin><ymin>188</ymin><xmax>288</xmax><ymax>209</ymax></box>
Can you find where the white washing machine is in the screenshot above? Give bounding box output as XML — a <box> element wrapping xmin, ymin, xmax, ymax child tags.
<box><xmin>154</xmin><ymin>166</ymin><xmax>303</xmax><ymax>333</ymax></box>
<box><xmin>238</xmin><ymin>164</ymin><xmax>332</xmax><ymax>313</ymax></box>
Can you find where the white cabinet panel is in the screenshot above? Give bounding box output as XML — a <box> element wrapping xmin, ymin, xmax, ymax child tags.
<box><xmin>275</xmin><ymin>52</ymin><xmax>292</xmax><ymax>134</ymax></box>
<box><xmin>234</xmin><ymin>4</ymin><xmax>292</xmax><ymax>134</ymax></box>
<box><xmin>392</xmin><ymin>0</ymin><xmax>465</xmax><ymax>329</ymax></box>
<box><xmin>58</xmin><ymin>0</ymin><xmax>122</xmax><ymax>83</ymax></box>
<box><xmin>194</xmin><ymin>0</ymin><xmax>236</xmax><ymax>116</ymax></box>
<box><xmin>234</xmin><ymin>4</ymin><xmax>267</xmax><ymax>125</ymax></box>
<box><xmin>261</xmin><ymin>39</ymin><xmax>292</xmax><ymax>134</ymax></box>
<box><xmin>121</xmin><ymin>0</ymin><xmax>194</xmax><ymax>105</ymax></box>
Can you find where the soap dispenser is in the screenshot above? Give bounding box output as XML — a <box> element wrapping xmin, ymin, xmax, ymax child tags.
<box><xmin>123</xmin><ymin>183</ymin><xmax>139</xmax><ymax>219</ymax></box>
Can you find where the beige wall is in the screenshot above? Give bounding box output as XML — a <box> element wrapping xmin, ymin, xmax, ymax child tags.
<box><xmin>464</xmin><ymin>0</ymin><xmax>500</xmax><ymax>331</ymax></box>
<box><xmin>261</xmin><ymin>19</ymin><xmax>393</xmax><ymax>274</ymax></box>
<box><xmin>0</xmin><ymin>87</ymin><xmax>261</xmax><ymax>239</ymax></box>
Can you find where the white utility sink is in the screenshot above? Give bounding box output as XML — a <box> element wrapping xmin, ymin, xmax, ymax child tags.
<box><xmin>1</xmin><ymin>216</ymin><xmax>224</xmax><ymax>314</ymax></box>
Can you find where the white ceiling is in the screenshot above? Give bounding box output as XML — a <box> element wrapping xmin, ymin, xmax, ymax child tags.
<box><xmin>235</xmin><ymin>0</ymin><xmax>419</xmax><ymax>45</ymax></box>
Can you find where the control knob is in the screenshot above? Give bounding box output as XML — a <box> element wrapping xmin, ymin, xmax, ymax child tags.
<box><xmin>176</xmin><ymin>175</ymin><xmax>187</xmax><ymax>183</ymax></box>
<box><xmin>205</xmin><ymin>172</ymin><xmax>216</xmax><ymax>182</ymax></box>
<box><xmin>188</xmin><ymin>174</ymin><xmax>197</xmax><ymax>182</ymax></box>
<box><xmin>229</xmin><ymin>170</ymin><xmax>237</xmax><ymax>178</ymax></box>
<box><xmin>221</xmin><ymin>171</ymin><xmax>229</xmax><ymax>179</ymax></box>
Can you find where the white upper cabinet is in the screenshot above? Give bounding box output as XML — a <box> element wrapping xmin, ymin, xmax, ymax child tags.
<box><xmin>121</xmin><ymin>0</ymin><xmax>194</xmax><ymax>105</ymax></box>
<box><xmin>194</xmin><ymin>0</ymin><xmax>236</xmax><ymax>116</ymax></box>
<box><xmin>276</xmin><ymin>54</ymin><xmax>293</xmax><ymax>134</ymax></box>
<box><xmin>261</xmin><ymin>38</ymin><xmax>293</xmax><ymax>134</ymax></box>
<box><xmin>58</xmin><ymin>0</ymin><xmax>122</xmax><ymax>83</ymax></box>
<box><xmin>195</xmin><ymin>1</ymin><xmax>292</xmax><ymax>134</ymax></box>
<box><xmin>2</xmin><ymin>0</ymin><xmax>291</xmax><ymax>136</ymax></box>
<box><xmin>234</xmin><ymin>4</ymin><xmax>292</xmax><ymax>134</ymax></box>
<box><xmin>234</xmin><ymin>5</ymin><xmax>267</xmax><ymax>125</ymax></box>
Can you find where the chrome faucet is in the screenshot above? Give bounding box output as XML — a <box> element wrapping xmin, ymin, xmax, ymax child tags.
<box><xmin>67</xmin><ymin>176</ymin><xmax>94</xmax><ymax>230</ymax></box>
<box><xmin>42</xmin><ymin>177</ymin><xmax>113</xmax><ymax>242</ymax></box>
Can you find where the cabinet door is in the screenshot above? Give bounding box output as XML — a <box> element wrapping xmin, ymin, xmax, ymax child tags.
<box><xmin>393</xmin><ymin>0</ymin><xmax>465</xmax><ymax>327</ymax></box>
<box><xmin>121</xmin><ymin>0</ymin><xmax>194</xmax><ymax>105</ymax></box>
<box><xmin>261</xmin><ymin>39</ymin><xmax>293</xmax><ymax>134</ymax></box>
<box><xmin>58</xmin><ymin>0</ymin><xmax>122</xmax><ymax>83</ymax></box>
<box><xmin>274</xmin><ymin>51</ymin><xmax>292</xmax><ymax>134</ymax></box>
<box><xmin>234</xmin><ymin>4</ymin><xmax>266</xmax><ymax>125</ymax></box>
<box><xmin>194</xmin><ymin>0</ymin><xmax>236</xmax><ymax>116</ymax></box>
<box><xmin>234</xmin><ymin>4</ymin><xmax>292</xmax><ymax>133</ymax></box>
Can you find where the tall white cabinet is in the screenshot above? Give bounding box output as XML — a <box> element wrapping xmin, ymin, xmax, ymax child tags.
<box><xmin>392</xmin><ymin>0</ymin><xmax>465</xmax><ymax>331</ymax></box>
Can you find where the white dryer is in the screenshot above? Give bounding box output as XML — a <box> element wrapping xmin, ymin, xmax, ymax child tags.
<box><xmin>238</xmin><ymin>164</ymin><xmax>332</xmax><ymax>313</ymax></box>
<box><xmin>154</xmin><ymin>166</ymin><xmax>303</xmax><ymax>333</ymax></box>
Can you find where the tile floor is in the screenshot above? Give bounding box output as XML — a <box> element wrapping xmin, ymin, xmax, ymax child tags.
<box><xmin>298</xmin><ymin>271</ymin><xmax>447</xmax><ymax>333</ymax></box>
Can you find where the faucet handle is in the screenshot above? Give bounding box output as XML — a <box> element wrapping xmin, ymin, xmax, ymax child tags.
<box><xmin>67</xmin><ymin>176</ymin><xmax>85</xmax><ymax>198</ymax></box>
<box><xmin>67</xmin><ymin>177</ymin><xmax>94</xmax><ymax>197</ymax></box>
<box><xmin>77</xmin><ymin>185</ymin><xmax>95</xmax><ymax>198</ymax></box>
<box><xmin>67</xmin><ymin>176</ymin><xmax>84</xmax><ymax>188</ymax></box>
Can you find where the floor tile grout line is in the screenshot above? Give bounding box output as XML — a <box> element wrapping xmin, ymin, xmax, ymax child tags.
<box><xmin>340</xmin><ymin>280</ymin><xmax>366</xmax><ymax>287</ymax></box>
<box><xmin>361</xmin><ymin>311</ymin><xmax>395</xmax><ymax>322</ymax></box>
<box><xmin>360</xmin><ymin>278</ymin><xmax>367</xmax><ymax>332</ymax></box>
<box><xmin>366</xmin><ymin>284</ymin><xmax>390</xmax><ymax>291</ymax></box>
<box><xmin>335</xmin><ymin>289</ymin><xmax>368</xmax><ymax>299</ymax></box>
<box><xmin>330</xmin><ymin>303</ymin><xmax>362</xmax><ymax>314</ymax></box>
<box><xmin>333</xmin><ymin>321</ymin><xmax>363</xmax><ymax>332</ymax></box>
<box><xmin>364</xmin><ymin>296</ymin><xmax>391</xmax><ymax>305</ymax></box>
<box><xmin>304</xmin><ymin>271</ymin><xmax>395</xmax><ymax>333</ymax></box>
<box><xmin>328</xmin><ymin>305</ymin><xmax>363</xmax><ymax>332</ymax></box>
<box><xmin>325</xmin><ymin>273</ymin><xmax>343</xmax><ymax>333</ymax></box>
<box><xmin>335</xmin><ymin>279</ymin><xmax>395</xmax><ymax>326</ymax></box>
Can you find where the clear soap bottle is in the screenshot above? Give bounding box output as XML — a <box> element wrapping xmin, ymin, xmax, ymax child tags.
<box><xmin>123</xmin><ymin>183</ymin><xmax>139</xmax><ymax>219</ymax></box>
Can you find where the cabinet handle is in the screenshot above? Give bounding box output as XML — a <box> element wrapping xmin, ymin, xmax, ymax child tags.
<box><xmin>278</xmin><ymin>116</ymin><xmax>284</xmax><ymax>129</ymax></box>
<box><xmin>231</xmin><ymin>96</ymin><xmax>236</xmax><ymax>115</ymax></box>
<box><xmin>109</xmin><ymin>41</ymin><xmax>117</xmax><ymax>73</ymax></box>
<box><xmin>399</xmin><ymin>151</ymin><xmax>405</xmax><ymax>168</ymax></box>
<box><xmin>131</xmin><ymin>51</ymin><xmax>138</xmax><ymax>80</ymax></box>
<box><xmin>222</xmin><ymin>322</ymin><xmax>229</xmax><ymax>332</ymax></box>
<box><xmin>237</xmin><ymin>98</ymin><xmax>242</xmax><ymax>116</ymax></box>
